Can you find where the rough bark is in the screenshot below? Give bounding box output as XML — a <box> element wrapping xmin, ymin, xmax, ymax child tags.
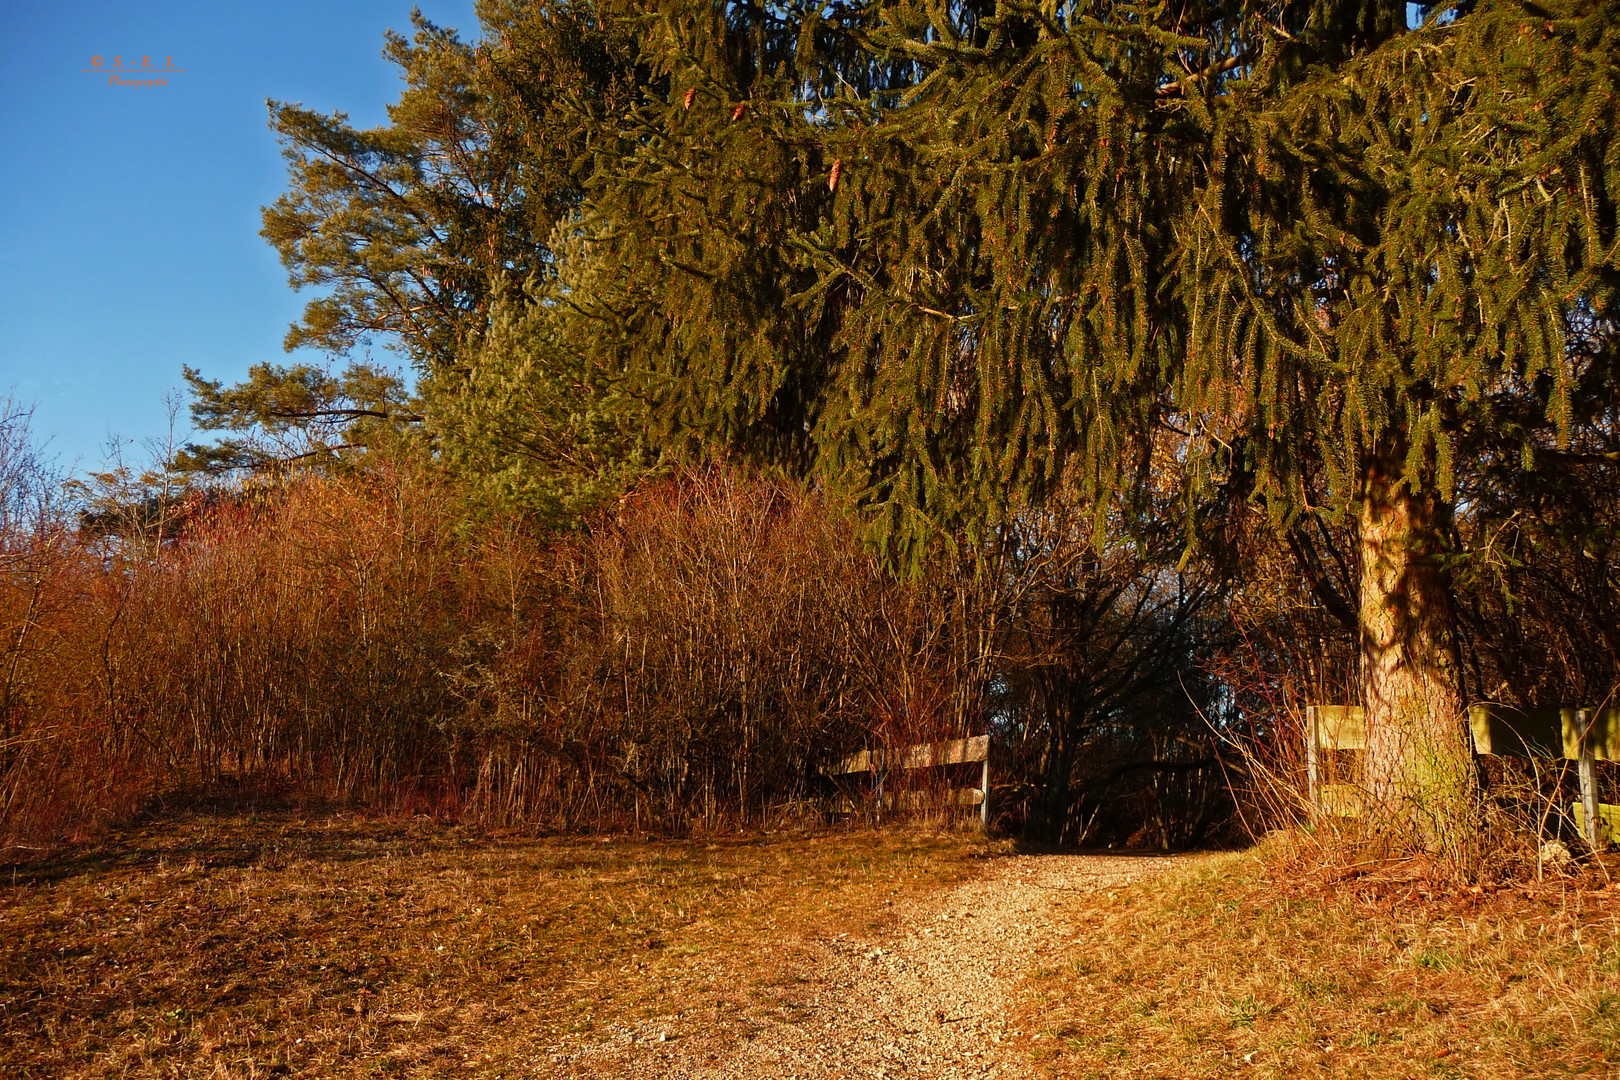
<box><xmin>1357</xmin><ymin>442</ymin><xmax>1476</xmax><ymax>851</ymax></box>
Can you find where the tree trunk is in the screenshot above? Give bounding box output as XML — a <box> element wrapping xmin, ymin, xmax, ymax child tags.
<box><xmin>1041</xmin><ymin>683</ymin><xmax>1076</xmax><ymax>843</ymax></box>
<box><xmin>1357</xmin><ymin>441</ymin><xmax>1476</xmax><ymax>856</ymax></box>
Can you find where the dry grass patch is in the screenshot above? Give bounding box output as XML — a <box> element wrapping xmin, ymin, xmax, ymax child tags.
<box><xmin>1014</xmin><ymin>844</ymin><xmax>1620</xmax><ymax>1079</ymax></box>
<box><xmin>0</xmin><ymin>812</ymin><xmax>986</xmax><ymax>1078</ymax></box>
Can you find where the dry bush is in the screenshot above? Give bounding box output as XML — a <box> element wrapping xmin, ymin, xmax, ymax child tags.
<box><xmin>986</xmin><ymin>502</ymin><xmax>1231</xmax><ymax>849</ymax></box>
<box><xmin>0</xmin><ymin>457</ymin><xmax>983</xmax><ymax>850</ymax></box>
<box><xmin>452</xmin><ymin>468</ymin><xmax>980</xmax><ymax>832</ymax></box>
<box><xmin>0</xmin><ymin>400</ymin><xmax>97</xmax><ymax>848</ymax></box>
<box><xmin>1</xmin><ymin>463</ymin><xmax>491</xmax><ymax>847</ymax></box>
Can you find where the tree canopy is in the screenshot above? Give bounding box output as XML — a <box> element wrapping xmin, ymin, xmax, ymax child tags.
<box><xmin>568</xmin><ymin>2</ymin><xmax>1618</xmax><ymax>549</ymax></box>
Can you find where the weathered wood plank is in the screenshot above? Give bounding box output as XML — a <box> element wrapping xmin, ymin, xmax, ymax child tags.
<box><xmin>1468</xmin><ymin>705</ymin><xmax>1565</xmax><ymax>758</ymax></box>
<box><xmin>897</xmin><ymin>736</ymin><xmax>990</xmax><ymax>770</ymax></box>
<box><xmin>1564</xmin><ymin>707</ymin><xmax>1619</xmax><ymax>762</ymax></box>
<box><xmin>825</xmin><ymin>736</ymin><xmax>989</xmax><ymax>775</ymax></box>
<box><xmin>1310</xmin><ymin>703</ymin><xmax>1619</xmax><ymax>761</ymax></box>
<box><xmin>828</xmin><ymin>749</ymin><xmax>875</xmax><ymax>776</ymax></box>
<box><xmin>1310</xmin><ymin>705</ymin><xmax>1366</xmax><ymax>752</ymax></box>
<box><xmin>1572</xmin><ymin>801</ymin><xmax>1620</xmax><ymax>845</ymax></box>
<box><xmin>826</xmin><ymin>788</ymin><xmax>985</xmax><ymax>813</ymax></box>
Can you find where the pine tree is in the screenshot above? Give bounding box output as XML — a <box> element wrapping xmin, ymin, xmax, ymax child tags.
<box><xmin>259</xmin><ymin>2</ymin><xmax>639</xmax><ymax>374</ymax></box>
<box><xmin>193</xmin><ymin>3</ymin><xmax>649</xmax><ymax>514</ymax></box>
<box><xmin>174</xmin><ymin>361</ymin><xmax>422</xmax><ymax>474</ymax></box>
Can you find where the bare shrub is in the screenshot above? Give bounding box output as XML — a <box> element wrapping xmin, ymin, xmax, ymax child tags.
<box><xmin>987</xmin><ymin>500</ymin><xmax>1230</xmax><ymax>849</ymax></box>
<box><xmin>451</xmin><ymin>468</ymin><xmax>977</xmax><ymax>832</ymax></box>
<box><xmin>1</xmin><ymin>458</ymin><xmax>985</xmax><ymax>849</ymax></box>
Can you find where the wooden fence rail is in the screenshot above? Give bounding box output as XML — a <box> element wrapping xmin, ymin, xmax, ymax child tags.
<box><xmin>824</xmin><ymin>735</ymin><xmax>990</xmax><ymax>827</ymax></box>
<box><xmin>1306</xmin><ymin>704</ymin><xmax>1618</xmax><ymax>849</ymax></box>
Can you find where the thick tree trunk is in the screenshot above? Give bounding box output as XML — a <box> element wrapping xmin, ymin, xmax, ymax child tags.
<box><xmin>1357</xmin><ymin>442</ymin><xmax>1476</xmax><ymax>853</ymax></box>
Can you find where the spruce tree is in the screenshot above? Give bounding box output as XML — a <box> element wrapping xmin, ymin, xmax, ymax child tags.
<box><xmin>585</xmin><ymin>0</ymin><xmax>1620</xmax><ymax>849</ymax></box>
<box><xmin>1172</xmin><ymin>4</ymin><xmax>1620</xmax><ymax>833</ymax></box>
<box><xmin>560</xmin><ymin>1</ymin><xmax>886</xmax><ymax>475</ymax></box>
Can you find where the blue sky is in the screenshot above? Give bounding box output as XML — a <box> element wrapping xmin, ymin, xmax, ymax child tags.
<box><xmin>0</xmin><ymin>0</ymin><xmax>479</xmax><ymax>473</ymax></box>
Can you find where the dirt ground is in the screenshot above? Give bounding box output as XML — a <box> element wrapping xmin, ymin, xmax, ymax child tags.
<box><xmin>15</xmin><ymin>817</ymin><xmax>1608</xmax><ymax>1078</ymax></box>
<box><xmin>562</xmin><ymin>851</ymin><xmax>1177</xmax><ymax>1079</ymax></box>
<box><xmin>0</xmin><ymin>813</ymin><xmax>1171</xmax><ymax>1079</ymax></box>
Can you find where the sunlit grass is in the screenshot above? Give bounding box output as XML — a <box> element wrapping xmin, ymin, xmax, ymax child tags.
<box><xmin>1015</xmin><ymin>843</ymin><xmax>1620</xmax><ymax>1079</ymax></box>
<box><xmin>0</xmin><ymin>813</ymin><xmax>986</xmax><ymax>1078</ymax></box>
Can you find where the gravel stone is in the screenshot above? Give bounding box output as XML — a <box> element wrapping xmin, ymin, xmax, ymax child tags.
<box><xmin>572</xmin><ymin>852</ymin><xmax>1177</xmax><ymax>1078</ymax></box>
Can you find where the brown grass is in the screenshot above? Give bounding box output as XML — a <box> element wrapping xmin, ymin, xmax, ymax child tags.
<box><xmin>0</xmin><ymin>814</ymin><xmax>986</xmax><ymax>1078</ymax></box>
<box><xmin>1013</xmin><ymin>840</ymin><xmax>1620</xmax><ymax>1079</ymax></box>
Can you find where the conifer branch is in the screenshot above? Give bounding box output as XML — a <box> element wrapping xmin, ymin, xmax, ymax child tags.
<box><xmin>1156</xmin><ymin>53</ymin><xmax>1248</xmax><ymax>98</ymax></box>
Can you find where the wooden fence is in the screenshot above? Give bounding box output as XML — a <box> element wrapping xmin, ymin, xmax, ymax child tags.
<box><xmin>824</xmin><ymin>735</ymin><xmax>990</xmax><ymax>827</ymax></box>
<box><xmin>1307</xmin><ymin>704</ymin><xmax>1618</xmax><ymax>848</ymax></box>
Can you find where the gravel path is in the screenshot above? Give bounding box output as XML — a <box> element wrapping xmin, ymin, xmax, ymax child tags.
<box><xmin>574</xmin><ymin>851</ymin><xmax>1180</xmax><ymax>1079</ymax></box>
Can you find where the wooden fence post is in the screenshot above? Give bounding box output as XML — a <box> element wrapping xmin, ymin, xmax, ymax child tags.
<box><xmin>1306</xmin><ymin>706</ymin><xmax>1320</xmax><ymax>813</ymax></box>
<box><xmin>875</xmin><ymin>748</ymin><xmax>885</xmax><ymax>823</ymax></box>
<box><xmin>1578</xmin><ymin>708</ymin><xmax>1601</xmax><ymax>851</ymax></box>
<box><xmin>980</xmin><ymin>752</ymin><xmax>990</xmax><ymax>830</ymax></box>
